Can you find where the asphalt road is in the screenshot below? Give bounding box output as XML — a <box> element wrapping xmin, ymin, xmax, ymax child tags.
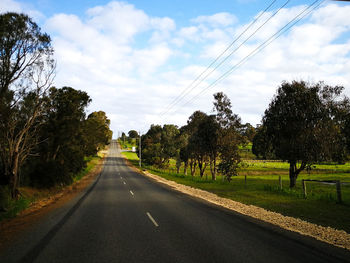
<box><xmin>1</xmin><ymin>141</ymin><xmax>350</xmax><ymax>263</ymax></box>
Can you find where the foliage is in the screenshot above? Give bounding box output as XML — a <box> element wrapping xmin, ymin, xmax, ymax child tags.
<box><xmin>141</xmin><ymin>124</ymin><xmax>179</xmax><ymax>167</ymax></box>
<box><xmin>83</xmin><ymin>111</ymin><xmax>112</xmax><ymax>156</ymax></box>
<box><xmin>0</xmin><ymin>12</ymin><xmax>55</xmax><ymax>197</ymax></box>
<box><xmin>213</xmin><ymin>92</ymin><xmax>244</xmax><ymax>181</ymax></box>
<box><xmin>128</xmin><ymin>130</ymin><xmax>138</xmax><ymax>138</ymax></box>
<box><xmin>254</xmin><ymin>80</ymin><xmax>348</xmax><ymax>187</ymax></box>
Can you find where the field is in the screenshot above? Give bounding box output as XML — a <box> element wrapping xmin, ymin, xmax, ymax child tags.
<box><xmin>122</xmin><ymin>151</ymin><xmax>350</xmax><ymax>233</ymax></box>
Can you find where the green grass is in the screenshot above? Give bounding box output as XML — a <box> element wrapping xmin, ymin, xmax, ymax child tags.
<box><xmin>73</xmin><ymin>155</ymin><xmax>102</xmax><ymax>182</ymax></box>
<box><xmin>122</xmin><ymin>151</ymin><xmax>350</xmax><ymax>233</ymax></box>
<box><xmin>118</xmin><ymin>139</ymin><xmax>137</xmax><ymax>150</ymax></box>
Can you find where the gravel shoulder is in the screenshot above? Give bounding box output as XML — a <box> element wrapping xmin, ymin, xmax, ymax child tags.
<box><xmin>123</xmin><ymin>156</ymin><xmax>350</xmax><ymax>251</ymax></box>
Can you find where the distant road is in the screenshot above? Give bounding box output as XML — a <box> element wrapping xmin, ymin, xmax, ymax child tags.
<box><xmin>1</xmin><ymin>141</ymin><xmax>350</xmax><ymax>262</ymax></box>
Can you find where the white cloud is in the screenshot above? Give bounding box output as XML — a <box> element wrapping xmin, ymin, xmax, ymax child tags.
<box><xmin>3</xmin><ymin>1</ymin><xmax>350</xmax><ymax>135</ymax></box>
<box><xmin>0</xmin><ymin>0</ymin><xmax>44</xmax><ymax>21</ymax></box>
<box><xmin>192</xmin><ymin>12</ymin><xmax>237</xmax><ymax>27</ymax></box>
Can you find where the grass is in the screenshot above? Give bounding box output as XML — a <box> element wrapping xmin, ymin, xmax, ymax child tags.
<box><xmin>0</xmin><ymin>152</ymin><xmax>105</xmax><ymax>222</ymax></box>
<box><xmin>118</xmin><ymin>138</ymin><xmax>137</xmax><ymax>150</ymax></box>
<box><xmin>122</xmin><ymin>151</ymin><xmax>350</xmax><ymax>233</ymax></box>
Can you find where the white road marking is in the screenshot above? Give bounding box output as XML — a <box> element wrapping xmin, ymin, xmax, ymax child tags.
<box><xmin>120</xmin><ymin>176</ymin><xmax>123</xmax><ymax>179</ymax></box>
<box><xmin>130</xmin><ymin>190</ymin><xmax>134</xmax><ymax>196</ymax></box>
<box><xmin>123</xmin><ymin>181</ymin><xmax>126</xmax><ymax>185</ymax></box>
<box><xmin>146</xmin><ymin>212</ymin><xmax>159</xmax><ymax>227</ymax></box>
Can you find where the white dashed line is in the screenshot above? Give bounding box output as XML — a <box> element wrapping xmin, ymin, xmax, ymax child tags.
<box><xmin>130</xmin><ymin>190</ymin><xmax>134</xmax><ymax>196</ymax></box>
<box><xmin>146</xmin><ymin>212</ymin><xmax>159</xmax><ymax>227</ymax></box>
<box><xmin>123</xmin><ymin>181</ymin><xmax>126</xmax><ymax>185</ymax></box>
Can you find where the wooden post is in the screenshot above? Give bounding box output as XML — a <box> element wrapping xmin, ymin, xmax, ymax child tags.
<box><xmin>336</xmin><ymin>181</ymin><xmax>342</xmax><ymax>204</ymax></box>
<box><xmin>279</xmin><ymin>176</ymin><xmax>282</xmax><ymax>190</ymax></box>
<box><xmin>302</xmin><ymin>180</ymin><xmax>307</xmax><ymax>199</ymax></box>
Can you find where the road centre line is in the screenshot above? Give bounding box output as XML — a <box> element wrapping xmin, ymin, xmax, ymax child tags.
<box><xmin>123</xmin><ymin>181</ymin><xmax>126</xmax><ymax>185</ymax></box>
<box><xmin>146</xmin><ymin>212</ymin><xmax>159</xmax><ymax>227</ymax></box>
<box><xmin>130</xmin><ymin>190</ymin><xmax>134</xmax><ymax>196</ymax></box>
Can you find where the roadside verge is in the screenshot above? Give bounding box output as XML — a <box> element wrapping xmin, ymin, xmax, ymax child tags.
<box><xmin>0</xmin><ymin>151</ymin><xmax>106</xmax><ymax>252</ymax></box>
<box><xmin>121</xmin><ymin>154</ymin><xmax>350</xmax><ymax>251</ymax></box>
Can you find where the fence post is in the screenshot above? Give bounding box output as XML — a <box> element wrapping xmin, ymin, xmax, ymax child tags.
<box><xmin>302</xmin><ymin>180</ymin><xmax>307</xmax><ymax>199</ymax></box>
<box><xmin>279</xmin><ymin>176</ymin><xmax>282</xmax><ymax>190</ymax></box>
<box><xmin>336</xmin><ymin>181</ymin><xmax>342</xmax><ymax>204</ymax></box>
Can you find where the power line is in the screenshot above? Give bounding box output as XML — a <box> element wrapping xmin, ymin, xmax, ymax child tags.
<box><xmin>173</xmin><ymin>0</ymin><xmax>325</xmax><ymax>114</ymax></box>
<box><xmin>161</xmin><ymin>0</ymin><xmax>292</xmax><ymax>117</ymax></box>
<box><xmin>159</xmin><ymin>0</ymin><xmax>278</xmax><ymax>116</ymax></box>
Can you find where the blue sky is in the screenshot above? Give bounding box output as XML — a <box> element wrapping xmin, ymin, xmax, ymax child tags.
<box><xmin>1</xmin><ymin>0</ymin><xmax>350</xmax><ymax>136</ymax></box>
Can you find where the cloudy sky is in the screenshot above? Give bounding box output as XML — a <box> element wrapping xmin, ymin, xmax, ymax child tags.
<box><xmin>1</xmin><ymin>0</ymin><xmax>350</xmax><ymax>137</ymax></box>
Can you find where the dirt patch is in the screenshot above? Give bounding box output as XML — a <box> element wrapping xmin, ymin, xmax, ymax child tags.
<box><xmin>0</xmin><ymin>156</ymin><xmax>105</xmax><ymax>252</ymax></box>
<box><xmin>121</xmin><ymin>155</ymin><xmax>350</xmax><ymax>250</ymax></box>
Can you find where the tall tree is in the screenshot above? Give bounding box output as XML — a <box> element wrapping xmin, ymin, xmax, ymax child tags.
<box><xmin>186</xmin><ymin>111</ymin><xmax>208</xmax><ymax>177</ymax></box>
<box><xmin>141</xmin><ymin>124</ymin><xmax>179</xmax><ymax>167</ymax></box>
<box><xmin>257</xmin><ymin>80</ymin><xmax>347</xmax><ymax>188</ymax></box>
<box><xmin>213</xmin><ymin>92</ymin><xmax>243</xmax><ymax>181</ymax></box>
<box><xmin>83</xmin><ymin>111</ymin><xmax>112</xmax><ymax>156</ymax></box>
<box><xmin>0</xmin><ymin>13</ymin><xmax>55</xmax><ymax>197</ymax></box>
<box><xmin>26</xmin><ymin>87</ymin><xmax>91</xmax><ymax>187</ymax></box>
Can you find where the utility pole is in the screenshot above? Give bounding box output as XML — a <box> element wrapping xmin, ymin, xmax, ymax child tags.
<box><xmin>139</xmin><ymin>131</ymin><xmax>142</xmax><ymax>168</ymax></box>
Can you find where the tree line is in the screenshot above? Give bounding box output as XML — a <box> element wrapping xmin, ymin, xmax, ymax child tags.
<box><xmin>140</xmin><ymin>92</ymin><xmax>248</xmax><ymax>181</ymax></box>
<box><xmin>138</xmin><ymin>81</ymin><xmax>350</xmax><ymax>188</ymax></box>
<box><xmin>0</xmin><ymin>12</ymin><xmax>112</xmax><ymax>198</ymax></box>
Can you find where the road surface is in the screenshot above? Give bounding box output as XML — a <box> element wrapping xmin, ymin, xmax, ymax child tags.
<box><xmin>1</xmin><ymin>141</ymin><xmax>350</xmax><ymax>262</ymax></box>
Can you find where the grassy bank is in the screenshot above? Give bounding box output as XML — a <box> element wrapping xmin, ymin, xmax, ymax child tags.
<box><xmin>122</xmin><ymin>151</ymin><xmax>350</xmax><ymax>233</ymax></box>
<box><xmin>0</xmin><ymin>152</ymin><xmax>105</xmax><ymax>222</ymax></box>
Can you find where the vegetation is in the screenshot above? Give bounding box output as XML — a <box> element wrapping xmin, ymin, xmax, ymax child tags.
<box><xmin>123</xmin><ymin>151</ymin><xmax>350</xmax><ymax>232</ymax></box>
<box><xmin>139</xmin><ymin>92</ymin><xmax>244</xmax><ymax>181</ymax></box>
<box><xmin>121</xmin><ymin>80</ymin><xmax>350</xmax><ymax>232</ymax></box>
<box><xmin>0</xmin><ymin>12</ymin><xmax>112</xmax><ymax>209</ymax></box>
<box><xmin>253</xmin><ymin>81</ymin><xmax>349</xmax><ymax>188</ymax></box>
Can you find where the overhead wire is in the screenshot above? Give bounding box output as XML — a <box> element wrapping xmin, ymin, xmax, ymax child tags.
<box><xmin>159</xmin><ymin>0</ymin><xmax>278</xmax><ymax>116</ymax></box>
<box><xmin>171</xmin><ymin>0</ymin><xmax>325</xmax><ymax>114</ymax></box>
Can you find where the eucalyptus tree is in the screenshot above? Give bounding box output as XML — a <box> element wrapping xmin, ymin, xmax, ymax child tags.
<box><xmin>255</xmin><ymin>80</ymin><xmax>348</xmax><ymax>188</ymax></box>
<box><xmin>0</xmin><ymin>13</ymin><xmax>55</xmax><ymax>197</ymax></box>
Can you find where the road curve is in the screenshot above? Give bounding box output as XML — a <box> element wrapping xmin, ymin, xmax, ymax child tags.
<box><xmin>1</xmin><ymin>141</ymin><xmax>350</xmax><ymax>263</ymax></box>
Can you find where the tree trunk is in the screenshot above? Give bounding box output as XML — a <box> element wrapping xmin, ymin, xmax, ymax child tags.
<box><xmin>210</xmin><ymin>155</ymin><xmax>216</xmax><ymax>180</ymax></box>
<box><xmin>289</xmin><ymin>160</ymin><xmax>306</xmax><ymax>188</ymax></box>
<box><xmin>199</xmin><ymin>162</ymin><xmax>207</xmax><ymax>178</ymax></box>
<box><xmin>190</xmin><ymin>160</ymin><xmax>196</xmax><ymax>176</ymax></box>
<box><xmin>10</xmin><ymin>151</ymin><xmax>20</xmax><ymax>199</ymax></box>
<box><xmin>184</xmin><ymin>161</ymin><xmax>188</xmax><ymax>175</ymax></box>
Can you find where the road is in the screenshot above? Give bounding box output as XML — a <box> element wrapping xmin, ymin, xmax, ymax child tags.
<box><xmin>1</xmin><ymin>141</ymin><xmax>350</xmax><ymax>263</ymax></box>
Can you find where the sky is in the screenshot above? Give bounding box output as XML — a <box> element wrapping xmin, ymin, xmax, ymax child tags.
<box><xmin>1</xmin><ymin>0</ymin><xmax>350</xmax><ymax>137</ymax></box>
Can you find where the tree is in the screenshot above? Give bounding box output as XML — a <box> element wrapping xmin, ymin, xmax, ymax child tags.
<box><xmin>128</xmin><ymin>130</ymin><xmax>138</xmax><ymax>139</ymax></box>
<box><xmin>213</xmin><ymin>92</ymin><xmax>243</xmax><ymax>181</ymax></box>
<box><xmin>141</xmin><ymin>124</ymin><xmax>179</xmax><ymax>167</ymax></box>
<box><xmin>83</xmin><ymin>111</ymin><xmax>112</xmax><ymax>156</ymax></box>
<box><xmin>0</xmin><ymin>13</ymin><xmax>55</xmax><ymax>197</ymax></box>
<box><xmin>186</xmin><ymin>111</ymin><xmax>208</xmax><ymax>177</ymax></box>
<box><xmin>26</xmin><ymin>87</ymin><xmax>91</xmax><ymax>187</ymax></box>
<box><xmin>252</xmin><ymin>125</ymin><xmax>275</xmax><ymax>159</ymax></box>
<box><xmin>241</xmin><ymin>123</ymin><xmax>256</xmax><ymax>142</ymax></box>
<box><xmin>258</xmin><ymin>80</ymin><xmax>347</xmax><ymax>188</ymax></box>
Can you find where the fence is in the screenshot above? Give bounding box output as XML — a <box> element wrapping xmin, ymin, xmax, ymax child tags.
<box><xmin>301</xmin><ymin>179</ymin><xmax>345</xmax><ymax>203</ymax></box>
